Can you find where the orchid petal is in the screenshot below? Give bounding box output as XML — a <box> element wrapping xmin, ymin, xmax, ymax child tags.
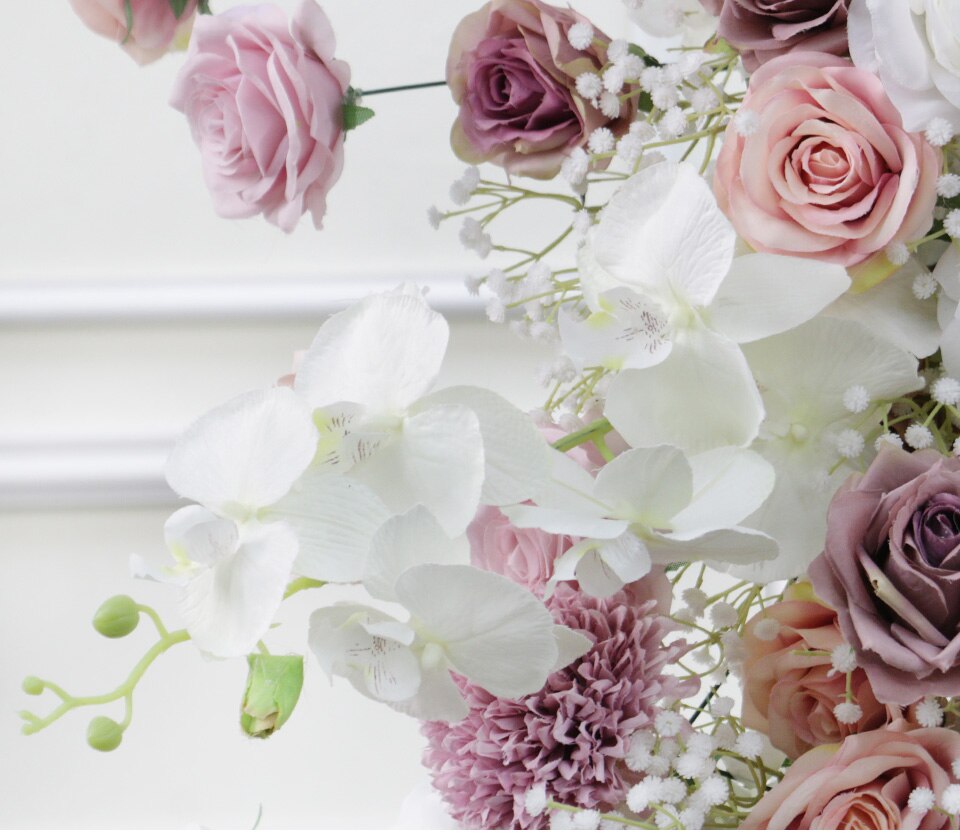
<box><xmin>165</xmin><ymin>388</ymin><xmax>317</xmax><ymax>519</ymax></box>
<box><xmin>647</xmin><ymin>526</ymin><xmax>778</xmax><ymax>570</ymax></box>
<box><xmin>295</xmin><ymin>290</ymin><xmax>448</xmax><ymax>415</ymax></box>
<box><xmin>502</xmin><ymin>503</ymin><xmax>629</xmax><ymax>540</ymax></box>
<box><xmin>605</xmin><ymin>329</ymin><xmax>764</xmax><ymax>453</ymax></box>
<box><xmin>593</xmin><ymin>447</ymin><xmax>693</xmax><ymax>528</ymax></box>
<box><xmin>710</xmin><ymin>253</ymin><xmax>850</xmax><ymax>344</ymax></box>
<box><xmin>387</xmin><ymin>661</ymin><xmax>469</xmax><ymax>722</ymax></box>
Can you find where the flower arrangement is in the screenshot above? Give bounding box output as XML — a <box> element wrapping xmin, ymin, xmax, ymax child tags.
<box><xmin>25</xmin><ymin>0</ymin><xmax>960</xmax><ymax>829</ymax></box>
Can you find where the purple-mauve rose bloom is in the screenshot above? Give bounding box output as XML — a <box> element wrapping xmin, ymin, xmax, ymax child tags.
<box><xmin>446</xmin><ymin>0</ymin><xmax>635</xmax><ymax>179</ymax></box>
<box><xmin>810</xmin><ymin>446</ymin><xmax>960</xmax><ymax>705</ymax></box>
<box><xmin>170</xmin><ymin>0</ymin><xmax>350</xmax><ymax>233</ymax></box>
<box><xmin>701</xmin><ymin>0</ymin><xmax>851</xmax><ymax>72</ymax></box>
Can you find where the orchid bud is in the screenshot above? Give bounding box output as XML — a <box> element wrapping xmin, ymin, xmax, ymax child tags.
<box><xmin>87</xmin><ymin>716</ymin><xmax>124</xmax><ymax>752</ymax></box>
<box><xmin>92</xmin><ymin>595</ymin><xmax>140</xmax><ymax>638</ymax></box>
<box><xmin>21</xmin><ymin>676</ymin><xmax>44</xmax><ymax>696</ymax></box>
<box><xmin>240</xmin><ymin>654</ymin><xmax>304</xmax><ymax>738</ymax></box>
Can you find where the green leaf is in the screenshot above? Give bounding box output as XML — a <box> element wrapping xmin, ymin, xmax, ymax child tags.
<box><xmin>169</xmin><ymin>0</ymin><xmax>189</xmax><ymax>19</ymax></box>
<box><xmin>198</xmin><ymin>0</ymin><xmax>213</xmax><ymax>13</ymax></box>
<box><xmin>628</xmin><ymin>43</ymin><xmax>661</xmax><ymax>68</ymax></box>
<box><xmin>341</xmin><ymin>88</ymin><xmax>375</xmax><ymax>132</ymax></box>
<box><xmin>240</xmin><ymin>654</ymin><xmax>304</xmax><ymax>738</ymax></box>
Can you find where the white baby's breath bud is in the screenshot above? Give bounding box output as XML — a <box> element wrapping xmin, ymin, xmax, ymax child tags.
<box><xmin>694</xmin><ymin>776</ymin><xmax>729</xmax><ymax>809</ymax></box>
<box><xmin>427</xmin><ymin>205</ymin><xmax>442</xmax><ymax>229</ymax></box>
<box><xmin>954</xmin><ymin>437</ymin><xmax>960</xmax><ymax>457</ymax></box>
<box><xmin>572</xmin><ymin>809</ymin><xmax>601</xmax><ymax>830</ymax></box>
<box><xmin>475</xmin><ymin>233</ymin><xmax>492</xmax><ymax>259</ymax></box>
<box><xmin>945</xmin><ymin>209</ymin><xmax>960</xmax><ymax>239</ymax></box>
<box><xmin>655</xmin><ymin>710</ymin><xmax>684</xmax><ymax>738</ymax></box>
<box><xmin>678</xmin><ymin>807</ymin><xmax>705</xmax><ymax>830</ymax></box>
<box><xmin>709</xmin><ymin>601</ymin><xmax>739</xmax><ymax>628</ymax></box>
<box><xmin>913</xmin><ymin>272</ymin><xmax>938</xmax><ymax>300</ymax></box>
<box><xmin>618</xmin><ymin>54</ymin><xmax>644</xmax><ymax>79</ymax></box>
<box><xmin>908</xmin><ymin>786</ymin><xmax>936</xmax><ymax>815</ymax></box>
<box><xmin>733</xmin><ymin>109</ymin><xmax>760</xmax><ymax>137</ymax></box>
<box><xmin>588</xmin><ymin>127</ymin><xmax>616</xmax><ymax>155</ymax></box>
<box><xmin>627</xmin><ymin>777</ymin><xmax>660</xmax><ymax>811</ymax></box>
<box><xmin>662</xmin><ymin>63</ymin><xmax>682</xmax><ymax>87</ymax></box>
<box><xmin>645</xmin><ymin>755</ymin><xmax>671</xmax><ymax>777</ymax></box>
<box><xmin>720</xmin><ymin>629</ymin><xmax>746</xmax><ymax>665</ymax></box>
<box><xmin>940</xmin><ymin>784</ymin><xmax>960</xmax><ymax>816</ymax></box>
<box><xmin>830</xmin><ymin>642</ymin><xmax>857</xmax><ymax>675</ymax></box>
<box><xmin>530</xmin><ymin>321</ymin><xmax>558</xmax><ymax>342</ymax></box>
<box><xmin>734</xmin><ymin>731</ymin><xmax>764</xmax><ymax>760</ymax></box>
<box><xmin>459</xmin><ymin>216</ymin><xmax>482</xmax><ymax>246</ymax></box>
<box><xmin>557</xmin><ymin>412</ymin><xmax>583</xmax><ymax>433</ymax></box>
<box><xmin>567</xmin><ymin>21</ymin><xmax>594</xmax><ymax>50</ymax></box>
<box><xmin>485</xmin><ymin>268</ymin><xmax>510</xmax><ymax>298</ymax></box>
<box><xmin>525</xmin><ymin>260</ymin><xmax>552</xmax><ymax>288</ymax></box>
<box><xmin>915</xmin><ymin>696</ymin><xmax>944</xmax><ymax>728</ymax></box>
<box><xmin>603</xmin><ymin>65</ymin><xmax>626</xmax><ymax>94</ymax></box>
<box><xmin>681</xmin><ymin>587</ymin><xmax>708</xmax><ymax>617</ymax></box>
<box><xmin>843</xmin><ymin>385</ymin><xmax>871</xmax><ymax>414</ymax></box>
<box><xmin>599</xmin><ymin>91</ymin><xmax>622</xmax><ymax>120</ymax></box>
<box><xmin>651</xmin><ymin>85</ymin><xmax>680</xmax><ymax>112</ymax></box>
<box><xmin>933</xmin><ymin>376</ymin><xmax>960</xmax><ymax>405</ymax></box>
<box><xmin>675</xmin><ymin>751</ymin><xmax>709</xmax><ymax>780</ymax></box>
<box><xmin>710</xmin><ymin>696</ymin><xmax>735</xmax><ymax>718</ymax></box>
<box><xmin>835</xmin><ymin>428</ymin><xmax>865</xmax><ymax>459</ymax></box>
<box><xmin>616</xmin><ymin>133</ymin><xmax>643</xmax><ymax>167</ymax></box>
<box><xmin>658</xmin><ymin>106</ymin><xmax>687</xmax><ymax>139</ymax></box>
<box><xmin>524</xmin><ymin>783</ymin><xmax>548</xmax><ymax>817</ymax></box>
<box><xmin>572</xmin><ymin>209</ymin><xmax>592</xmax><ymax>240</ymax></box>
<box><xmin>685</xmin><ymin>732</ymin><xmax>716</xmax><ymax>756</ymax></box>
<box><xmin>876</xmin><ymin>431</ymin><xmax>903</xmax><ymax>451</ymax></box>
<box><xmin>561</xmin><ymin>147</ymin><xmax>590</xmax><ymax>188</ymax></box>
<box><xmin>692</xmin><ymin>648</ymin><xmax>716</xmax><ymax>668</ymax></box>
<box><xmin>885</xmin><ymin>241</ymin><xmax>910</xmax><ymax>266</ymax></box>
<box><xmin>639</xmin><ymin>66</ymin><xmax>662</xmax><ymax>92</ymax></box>
<box><xmin>926</xmin><ymin>117</ymin><xmax>955</xmax><ymax>147</ymax></box>
<box><xmin>576</xmin><ymin>72</ymin><xmax>603</xmax><ymax>100</ymax></box>
<box><xmin>905</xmin><ymin>422</ymin><xmax>935</xmax><ymax>450</ymax></box>
<box><xmin>654</xmin><ymin>806</ymin><xmax>679</xmax><ymax>829</ymax></box>
<box><xmin>752</xmin><ymin>617</ymin><xmax>781</xmax><ymax>641</ymax></box>
<box><xmin>485</xmin><ymin>298</ymin><xmax>506</xmax><ymax>324</ymax></box>
<box><xmin>657</xmin><ymin>777</ymin><xmax>687</xmax><ymax>805</ymax></box>
<box><xmin>672</xmin><ymin>607</ymin><xmax>696</xmax><ymax>626</ymax></box>
<box><xmin>952</xmin><ymin>757</ymin><xmax>960</xmax><ymax>778</ymax></box>
<box><xmin>938</xmin><ymin>173</ymin><xmax>960</xmax><ymax>198</ymax></box>
<box><xmin>659</xmin><ymin>738</ymin><xmax>681</xmax><ymax>763</ymax></box>
<box><xmin>833</xmin><ymin>702</ymin><xmax>863</xmax><ymax>725</ymax></box>
<box><xmin>551</xmin><ymin>356</ymin><xmax>577</xmax><ymax>383</ymax></box>
<box><xmin>463</xmin><ymin>274</ymin><xmax>483</xmax><ymax>296</ymax></box>
<box><xmin>677</xmin><ymin>51</ymin><xmax>708</xmax><ymax>78</ymax></box>
<box><xmin>713</xmin><ymin>723</ymin><xmax>737</xmax><ymax>750</ymax></box>
<box><xmin>550</xmin><ymin>809</ymin><xmax>575</xmax><ymax>830</ymax></box>
<box><xmin>449</xmin><ymin>179</ymin><xmax>472</xmax><ymax>207</ymax></box>
<box><xmin>690</xmin><ymin>86</ymin><xmax>718</xmax><ymax>115</ymax></box>
<box><xmin>629</xmin><ymin>120</ymin><xmax>656</xmax><ymax>142</ymax></box>
<box><xmin>607</xmin><ymin>38</ymin><xmax>629</xmax><ymax>63</ymax></box>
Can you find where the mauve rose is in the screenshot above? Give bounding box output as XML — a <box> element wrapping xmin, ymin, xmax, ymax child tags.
<box><xmin>810</xmin><ymin>446</ymin><xmax>960</xmax><ymax>705</ymax></box>
<box><xmin>702</xmin><ymin>1</ymin><xmax>850</xmax><ymax>72</ymax></box>
<box><xmin>715</xmin><ymin>53</ymin><xmax>940</xmax><ymax>273</ymax></box>
<box><xmin>70</xmin><ymin>0</ymin><xmax>198</xmax><ymax>65</ymax></box>
<box><xmin>741</xmin><ymin>582</ymin><xmax>902</xmax><ymax>759</ymax></box>
<box><xmin>446</xmin><ymin>0</ymin><xmax>634</xmax><ymax>179</ymax></box>
<box><xmin>170</xmin><ymin>0</ymin><xmax>350</xmax><ymax>233</ymax></box>
<box><xmin>742</xmin><ymin>722</ymin><xmax>960</xmax><ymax>829</ymax></box>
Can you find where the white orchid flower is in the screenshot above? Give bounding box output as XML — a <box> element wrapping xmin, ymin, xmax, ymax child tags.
<box><xmin>731</xmin><ymin>316</ymin><xmax>923</xmax><ymax>583</ymax></box>
<box><xmin>294</xmin><ymin>286</ymin><xmax>551</xmax><ymax>535</ymax></box>
<box><xmin>309</xmin><ymin>507</ymin><xmax>591</xmax><ymax>721</ymax></box>
<box><xmin>502</xmin><ymin>445</ymin><xmax>778</xmax><ymax>598</ymax></box>
<box><xmin>566</xmin><ymin>161</ymin><xmax>850</xmax><ymax>453</ymax></box>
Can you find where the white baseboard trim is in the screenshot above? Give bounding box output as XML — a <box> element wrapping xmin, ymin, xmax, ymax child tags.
<box><xmin>0</xmin><ymin>271</ymin><xmax>484</xmax><ymax>325</ymax></box>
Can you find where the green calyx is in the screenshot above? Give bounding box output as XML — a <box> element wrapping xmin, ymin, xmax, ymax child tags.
<box><xmin>342</xmin><ymin>88</ymin><xmax>376</xmax><ymax>133</ymax></box>
<box><xmin>240</xmin><ymin>654</ymin><xmax>304</xmax><ymax>738</ymax></box>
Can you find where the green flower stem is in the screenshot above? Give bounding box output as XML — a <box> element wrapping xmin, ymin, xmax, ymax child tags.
<box><xmin>20</xmin><ymin>629</ymin><xmax>189</xmax><ymax>736</ymax></box>
<box><xmin>283</xmin><ymin>577</ymin><xmax>326</xmax><ymax>600</ymax></box>
<box><xmin>357</xmin><ymin>81</ymin><xmax>447</xmax><ymax>97</ymax></box>
<box><xmin>137</xmin><ymin>602</ymin><xmax>170</xmax><ymax>638</ymax></box>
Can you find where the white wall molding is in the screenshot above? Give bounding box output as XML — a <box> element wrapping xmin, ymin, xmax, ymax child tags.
<box><xmin>0</xmin><ymin>271</ymin><xmax>485</xmax><ymax>325</ymax></box>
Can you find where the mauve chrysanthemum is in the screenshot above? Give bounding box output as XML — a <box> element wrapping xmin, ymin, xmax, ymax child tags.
<box><xmin>421</xmin><ymin>584</ymin><xmax>692</xmax><ymax>829</ymax></box>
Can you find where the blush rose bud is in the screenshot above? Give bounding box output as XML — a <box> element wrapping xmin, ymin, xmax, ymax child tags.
<box><xmin>240</xmin><ymin>654</ymin><xmax>304</xmax><ymax>738</ymax></box>
<box><xmin>87</xmin><ymin>716</ymin><xmax>124</xmax><ymax>752</ymax></box>
<box><xmin>92</xmin><ymin>595</ymin><xmax>140</xmax><ymax>638</ymax></box>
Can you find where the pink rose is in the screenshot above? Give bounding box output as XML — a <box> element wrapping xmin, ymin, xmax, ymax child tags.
<box><xmin>70</xmin><ymin>0</ymin><xmax>198</xmax><ymax>65</ymax></box>
<box><xmin>810</xmin><ymin>447</ymin><xmax>960</xmax><ymax>705</ymax></box>
<box><xmin>741</xmin><ymin>583</ymin><xmax>902</xmax><ymax>760</ymax></box>
<box><xmin>702</xmin><ymin>1</ymin><xmax>851</xmax><ymax>72</ymax></box>
<box><xmin>715</xmin><ymin>53</ymin><xmax>939</xmax><ymax>272</ymax></box>
<box><xmin>170</xmin><ymin>0</ymin><xmax>350</xmax><ymax>233</ymax></box>
<box><xmin>743</xmin><ymin>722</ymin><xmax>960</xmax><ymax>829</ymax></box>
<box><xmin>446</xmin><ymin>0</ymin><xmax>635</xmax><ymax>179</ymax></box>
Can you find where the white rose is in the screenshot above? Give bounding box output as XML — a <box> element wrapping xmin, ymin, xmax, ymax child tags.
<box><xmin>849</xmin><ymin>0</ymin><xmax>960</xmax><ymax>132</ymax></box>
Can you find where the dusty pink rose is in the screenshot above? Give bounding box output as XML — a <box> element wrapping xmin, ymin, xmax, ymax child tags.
<box><xmin>446</xmin><ymin>0</ymin><xmax>635</xmax><ymax>178</ymax></box>
<box><xmin>743</xmin><ymin>722</ymin><xmax>960</xmax><ymax>829</ymax></box>
<box><xmin>741</xmin><ymin>582</ymin><xmax>902</xmax><ymax>759</ymax></box>
<box><xmin>70</xmin><ymin>0</ymin><xmax>198</xmax><ymax>65</ymax></box>
<box><xmin>715</xmin><ymin>52</ymin><xmax>939</xmax><ymax>271</ymax></box>
<box><xmin>702</xmin><ymin>1</ymin><xmax>850</xmax><ymax>71</ymax></box>
<box><xmin>810</xmin><ymin>447</ymin><xmax>960</xmax><ymax>705</ymax></box>
<box><xmin>170</xmin><ymin>0</ymin><xmax>350</xmax><ymax>233</ymax></box>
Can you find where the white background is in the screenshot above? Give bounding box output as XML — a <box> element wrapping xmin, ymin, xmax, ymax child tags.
<box><xmin>0</xmin><ymin>0</ymin><xmax>638</xmax><ymax>828</ymax></box>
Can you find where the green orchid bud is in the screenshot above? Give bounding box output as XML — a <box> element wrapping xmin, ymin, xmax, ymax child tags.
<box><xmin>87</xmin><ymin>716</ymin><xmax>124</xmax><ymax>751</ymax></box>
<box><xmin>240</xmin><ymin>654</ymin><xmax>304</xmax><ymax>738</ymax></box>
<box><xmin>21</xmin><ymin>676</ymin><xmax>44</xmax><ymax>696</ymax></box>
<box><xmin>92</xmin><ymin>595</ymin><xmax>140</xmax><ymax>638</ymax></box>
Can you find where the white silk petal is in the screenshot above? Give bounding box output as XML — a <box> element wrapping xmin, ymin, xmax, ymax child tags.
<box><xmin>165</xmin><ymin>387</ymin><xmax>317</xmax><ymax>518</ymax></box>
<box><xmin>593</xmin><ymin>447</ymin><xmax>693</xmax><ymax>528</ymax></box>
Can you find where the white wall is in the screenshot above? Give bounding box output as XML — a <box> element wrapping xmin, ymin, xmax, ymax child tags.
<box><xmin>1</xmin><ymin>0</ymin><xmax>634</xmax><ymax>828</ymax></box>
